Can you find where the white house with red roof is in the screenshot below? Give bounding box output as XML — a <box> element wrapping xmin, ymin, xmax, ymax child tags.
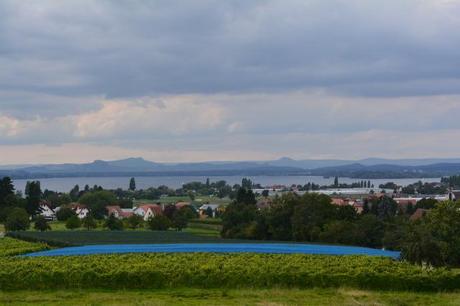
<box><xmin>68</xmin><ymin>203</ymin><xmax>90</xmax><ymax>219</ymax></box>
<box><xmin>38</xmin><ymin>202</ymin><xmax>56</xmax><ymax>220</ymax></box>
<box><xmin>133</xmin><ymin>204</ymin><xmax>162</xmax><ymax>221</ymax></box>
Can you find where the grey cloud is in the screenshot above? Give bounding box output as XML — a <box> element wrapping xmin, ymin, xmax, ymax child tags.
<box><xmin>1</xmin><ymin>0</ymin><xmax>460</xmax><ymax>101</ymax></box>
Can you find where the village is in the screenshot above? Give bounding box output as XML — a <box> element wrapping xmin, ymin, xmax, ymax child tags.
<box><xmin>35</xmin><ymin>180</ymin><xmax>458</xmax><ymax>226</ymax></box>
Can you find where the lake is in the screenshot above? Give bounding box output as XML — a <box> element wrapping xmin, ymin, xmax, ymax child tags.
<box><xmin>12</xmin><ymin>175</ymin><xmax>440</xmax><ymax>193</ymax></box>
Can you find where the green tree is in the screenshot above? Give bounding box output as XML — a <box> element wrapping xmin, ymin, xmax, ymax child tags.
<box><xmin>221</xmin><ymin>188</ymin><xmax>258</xmax><ymax>238</ymax></box>
<box><xmin>370</xmin><ymin>196</ymin><xmax>398</xmax><ymax>220</ymax></box>
<box><xmin>34</xmin><ymin>215</ymin><xmax>51</xmax><ymax>232</ymax></box>
<box><xmin>82</xmin><ymin>215</ymin><xmax>97</xmax><ymax>230</ymax></box>
<box><xmin>25</xmin><ymin>181</ymin><xmax>41</xmax><ymax>215</ymax></box>
<box><xmin>354</xmin><ymin>214</ymin><xmax>384</xmax><ymax>248</ymax></box>
<box><xmin>241</xmin><ymin>178</ymin><xmax>253</xmax><ymax>190</ymax></box>
<box><xmin>129</xmin><ymin>177</ymin><xmax>136</xmax><ymax>191</ymax></box>
<box><xmin>265</xmin><ymin>193</ymin><xmax>298</xmax><ymax>240</ymax></box>
<box><xmin>319</xmin><ymin>220</ymin><xmax>357</xmax><ymax>245</ymax></box>
<box><xmin>423</xmin><ymin>201</ymin><xmax>460</xmax><ymax>266</ymax></box>
<box><xmin>5</xmin><ymin>208</ymin><xmax>30</xmax><ymax>231</ymax></box>
<box><xmin>0</xmin><ymin>177</ymin><xmax>15</xmax><ymax>205</ymax></box>
<box><xmin>291</xmin><ymin>193</ymin><xmax>335</xmax><ymax>241</ymax></box>
<box><xmin>56</xmin><ymin>207</ymin><xmax>76</xmax><ymax>221</ymax></box>
<box><xmin>401</xmin><ymin>222</ymin><xmax>443</xmax><ymax>267</ymax></box>
<box><xmin>104</xmin><ymin>214</ymin><xmax>124</xmax><ymax>230</ymax></box>
<box><xmin>127</xmin><ymin>214</ymin><xmax>143</xmax><ymax>229</ymax></box>
<box><xmin>79</xmin><ymin>190</ymin><xmax>117</xmax><ymax>219</ymax></box>
<box><xmin>172</xmin><ymin>208</ymin><xmax>189</xmax><ymax>231</ymax></box>
<box><xmin>334</xmin><ymin>176</ymin><xmax>339</xmax><ymax>187</ymax></box>
<box><xmin>69</xmin><ymin>185</ymin><xmax>80</xmax><ymax>201</ymax></box>
<box><xmin>335</xmin><ymin>205</ymin><xmax>358</xmax><ymax>221</ymax></box>
<box><xmin>66</xmin><ymin>215</ymin><xmax>81</xmax><ymax>230</ymax></box>
<box><xmin>415</xmin><ymin>198</ymin><xmax>438</xmax><ymax>209</ymax></box>
<box><xmin>147</xmin><ymin>215</ymin><xmax>171</xmax><ymax>231</ymax></box>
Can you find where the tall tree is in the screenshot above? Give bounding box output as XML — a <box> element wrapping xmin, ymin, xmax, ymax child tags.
<box><xmin>69</xmin><ymin>184</ymin><xmax>80</xmax><ymax>201</ymax></box>
<box><xmin>79</xmin><ymin>190</ymin><xmax>117</xmax><ymax>219</ymax></box>
<box><xmin>221</xmin><ymin>187</ymin><xmax>258</xmax><ymax>238</ymax></box>
<box><xmin>0</xmin><ymin>177</ymin><xmax>14</xmax><ymax>204</ymax></box>
<box><xmin>241</xmin><ymin>178</ymin><xmax>253</xmax><ymax>190</ymax></box>
<box><xmin>25</xmin><ymin>181</ymin><xmax>41</xmax><ymax>215</ymax></box>
<box><xmin>129</xmin><ymin>177</ymin><xmax>136</xmax><ymax>191</ymax></box>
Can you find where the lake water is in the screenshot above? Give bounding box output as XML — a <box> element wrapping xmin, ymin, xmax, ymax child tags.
<box><xmin>12</xmin><ymin>175</ymin><xmax>440</xmax><ymax>193</ymax></box>
<box><xmin>23</xmin><ymin>243</ymin><xmax>400</xmax><ymax>258</ymax></box>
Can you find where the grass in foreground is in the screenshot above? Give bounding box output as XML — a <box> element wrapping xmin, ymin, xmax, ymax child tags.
<box><xmin>1</xmin><ymin>288</ymin><xmax>460</xmax><ymax>306</ymax></box>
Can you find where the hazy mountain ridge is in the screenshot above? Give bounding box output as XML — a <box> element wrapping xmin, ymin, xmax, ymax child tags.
<box><xmin>2</xmin><ymin>157</ymin><xmax>460</xmax><ymax>179</ymax></box>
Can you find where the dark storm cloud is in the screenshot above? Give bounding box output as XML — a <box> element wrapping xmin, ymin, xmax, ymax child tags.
<box><xmin>1</xmin><ymin>0</ymin><xmax>459</xmax><ymax>103</ymax></box>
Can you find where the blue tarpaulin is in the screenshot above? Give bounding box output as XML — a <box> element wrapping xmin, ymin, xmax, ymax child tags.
<box><xmin>24</xmin><ymin>243</ymin><xmax>401</xmax><ymax>258</ymax></box>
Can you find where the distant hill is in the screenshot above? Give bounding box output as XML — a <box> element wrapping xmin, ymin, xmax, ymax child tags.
<box><xmin>2</xmin><ymin>157</ymin><xmax>460</xmax><ymax>179</ymax></box>
<box><xmin>309</xmin><ymin>162</ymin><xmax>460</xmax><ymax>178</ymax></box>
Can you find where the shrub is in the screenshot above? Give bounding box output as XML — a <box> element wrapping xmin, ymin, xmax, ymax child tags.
<box><xmin>104</xmin><ymin>214</ymin><xmax>124</xmax><ymax>231</ymax></box>
<box><xmin>66</xmin><ymin>215</ymin><xmax>81</xmax><ymax>230</ymax></box>
<box><xmin>56</xmin><ymin>207</ymin><xmax>76</xmax><ymax>221</ymax></box>
<box><xmin>148</xmin><ymin>215</ymin><xmax>170</xmax><ymax>231</ymax></box>
<box><xmin>82</xmin><ymin>215</ymin><xmax>97</xmax><ymax>230</ymax></box>
<box><xmin>34</xmin><ymin>216</ymin><xmax>51</xmax><ymax>232</ymax></box>
<box><xmin>126</xmin><ymin>214</ymin><xmax>143</xmax><ymax>229</ymax></box>
<box><xmin>5</xmin><ymin>208</ymin><xmax>30</xmax><ymax>231</ymax></box>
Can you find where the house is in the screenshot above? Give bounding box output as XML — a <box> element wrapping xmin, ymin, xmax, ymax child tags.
<box><xmin>393</xmin><ymin>198</ymin><xmax>419</xmax><ymax>212</ymax></box>
<box><xmin>133</xmin><ymin>204</ymin><xmax>162</xmax><ymax>221</ymax></box>
<box><xmin>175</xmin><ymin>202</ymin><xmax>191</xmax><ymax>209</ymax></box>
<box><xmin>106</xmin><ymin>205</ymin><xmax>123</xmax><ymax>218</ymax></box>
<box><xmin>352</xmin><ymin>201</ymin><xmax>364</xmax><ymax>214</ymax></box>
<box><xmin>120</xmin><ymin>208</ymin><xmax>134</xmax><ymax>218</ymax></box>
<box><xmin>38</xmin><ymin>202</ymin><xmax>56</xmax><ymax>220</ymax></box>
<box><xmin>448</xmin><ymin>190</ymin><xmax>460</xmax><ymax>201</ymax></box>
<box><xmin>69</xmin><ymin>203</ymin><xmax>90</xmax><ymax>219</ymax></box>
<box><xmin>331</xmin><ymin>198</ymin><xmax>346</xmax><ymax>206</ymax></box>
<box><xmin>106</xmin><ymin>205</ymin><xmax>134</xmax><ymax>219</ymax></box>
<box><xmin>199</xmin><ymin>204</ymin><xmax>220</xmax><ymax>218</ymax></box>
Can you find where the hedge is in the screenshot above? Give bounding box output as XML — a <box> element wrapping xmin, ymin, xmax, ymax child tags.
<box><xmin>1</xmin><ymin>253</ymin><xmax>459</xmax><ymax>291</ymax></box>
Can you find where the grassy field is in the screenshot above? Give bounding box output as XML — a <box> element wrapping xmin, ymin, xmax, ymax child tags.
<box><xmin>1</xmin><ymin>288</ymin><xmax>460</xmax><ymax>305</ymax></box>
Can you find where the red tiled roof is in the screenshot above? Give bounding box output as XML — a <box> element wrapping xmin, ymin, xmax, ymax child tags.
<box><xmin>138</xmin><ymin>204</ymin><xmax>162</xmax><ymax>215</ymax></box>
<box><xmin>331</xmin><ymin>198</ymin><xmax>346</xmax><ymax>206</ymax></box>
<box><xmin>175</xmin><ymin>202</ymin><xmax>191</xmax><ymax>209</ymax></box>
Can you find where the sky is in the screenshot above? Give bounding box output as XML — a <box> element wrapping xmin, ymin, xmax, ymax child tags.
<box><xmin>1</xmin><ymin>0</ymin><xmax>460</xmax><ymax>164</ymax></box>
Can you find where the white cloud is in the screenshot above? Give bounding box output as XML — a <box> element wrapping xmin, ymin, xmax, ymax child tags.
<box><xmin>73</xmin><ymin>97</ymin><xmax>225</xmax><ymax>139</ymax></box>
<box><xmin>1</xmin><ymin>1</ymin><xmax>460</xmax><ymax>163</ymax></box>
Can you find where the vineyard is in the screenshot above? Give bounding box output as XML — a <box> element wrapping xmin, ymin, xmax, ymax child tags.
<box><xmin>0</xmin><ymin>237</ymin><xmax>49</xmax><ymax>257</ymax></box>
<box><xmin>0</xmin><ymin>238</ymin><xmax>459</xmax><ymax>291</ymax></box>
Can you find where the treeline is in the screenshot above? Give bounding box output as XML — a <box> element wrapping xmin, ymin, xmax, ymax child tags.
<box><xmin>441</xmin><ymin>175</ymin><xmax>460</xmax><ymax>188</ymax></box>
<box><xmin>0</xmin><ymin>177</ymin><xmax>198</xmax><ymax>232</ymax></box>
<box><xmin>222</xmin><ymin>188</ymin><xmax>460</xmax><ymax>267</ymax></box>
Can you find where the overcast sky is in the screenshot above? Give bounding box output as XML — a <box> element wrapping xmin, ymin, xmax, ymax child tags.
<box><xmin>1</xmin><ymin>0</ymin><xmax>460</xmax><ymax>164</ymax></box>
